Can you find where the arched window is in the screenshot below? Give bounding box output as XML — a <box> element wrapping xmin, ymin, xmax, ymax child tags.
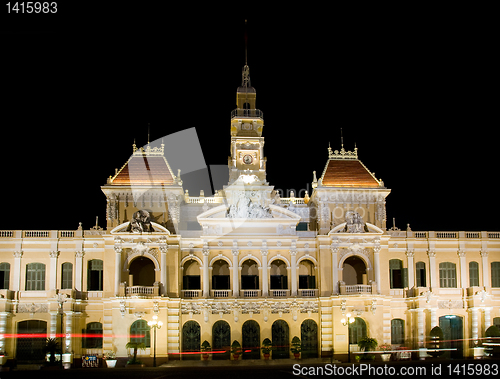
<box><xmin>389</xmin><ymin>259</ymin><xmax>407</xmax><ymax>289</ymax></box>
<box><xmin>491</xmin><ymin>262</ymin><xmax>500</xmax><ymax>288</ymax></box>
<box><xmin>298</xmin><ymin>260</ymin><xmax>316</xmax><ymax>289</ymax></box>
<box><xmin>82</xmin><ymin>322</ymin><xmax>103</xmax><ymax>349</ymax></box>
<box><xmin>469</xmin><ymin>261</ymin><xmax>479</xmax><ymax>287</ymax></box>
<box><xmin>87</xmin><ymin>259</ymin><xmax>103</xmax><ymax>291</ymax></box>
<box><xmin>241</xmin><ymin>259</ymin><xmax>259</xmax><ymax>290</ymax></box>
<box><xmin>416</xmin><ymin>261</ymin><xmax>426</xmax><ymax>287</ymax></box>
<box><xmin>26</xmin><ymin>263</ymin><xmax>45</xmax><ymax>291</ymax></box>
<box><xmin>212</xmin><ymin>259</ymin><xmax>230</xmax><ymax>290</ymax></box>
<box><xmin>439</xmin><ymin>262</ymin><xmax>457</xmax><ymax>288</ymax></box>
<box><xmin>391</xmin><ymin>319</ymin><xmax>405</xmax><ymax>345</ymax></box>
<box><xmin>349</xmin><ymin>317</ymin><xmax>366</xmax><ymax>345</ymax></box>
<box><xmin>0</xmin><ymin>262</ymin><xmax>10</xmax><ymax>290</ymax></box>
<box><xmin>130</xmin><ymin>320</ymin><xmax>150</xmax><ymax>348</ymax></box>
<box><xmin>61</xmin><ymin>262</ymin><xmax>73</xmax><ymax>290</ymax></box>
<box><xmin>183</xmin><ymin>259</ymin><xmax>201</xmax><ymax>290</ymax></box>
<box><xmin>270</xmin><ymin>259</ymin><xmax>287</xmax><ymax>290</ymax></box>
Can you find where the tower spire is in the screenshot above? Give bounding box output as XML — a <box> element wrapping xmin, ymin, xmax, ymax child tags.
<box><xmin>244</xmin><ymin>19</ymin><xmax>248</xmax><ymax>66</ymax></box>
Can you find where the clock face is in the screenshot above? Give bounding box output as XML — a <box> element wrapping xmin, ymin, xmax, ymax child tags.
<box><xmin>243</xmin><ymin>154</ymin><xmax>253</xmax><ymax>164</ymax></box>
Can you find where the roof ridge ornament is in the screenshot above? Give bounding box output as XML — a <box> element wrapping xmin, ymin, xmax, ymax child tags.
<box><xmin>328</xmin><ymin>145</ymin><xmax>358</xmax><ymax>160</ymax></box>
<box><xmin>133</xmin><ymin>143</ymin><xmax>165</xmax><ymax>156</ymax></box>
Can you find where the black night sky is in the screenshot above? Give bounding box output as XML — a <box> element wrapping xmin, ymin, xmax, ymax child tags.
<box><xmin>2</xmin><ymin>7</ymin><xmax>497</xmax><ymax>232</ymax></box>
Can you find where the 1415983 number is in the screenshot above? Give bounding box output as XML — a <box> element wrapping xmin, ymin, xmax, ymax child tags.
<box><xmin>6</xmin><ymin>2</ymin><xmax>57</xmax><ymax>13</ymax></box>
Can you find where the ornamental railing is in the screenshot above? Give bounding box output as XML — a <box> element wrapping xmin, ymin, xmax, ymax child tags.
<box><xmin>231</xmin><ymin>109</ymin><xmax>263</xmax><ymax>119</ymax></box>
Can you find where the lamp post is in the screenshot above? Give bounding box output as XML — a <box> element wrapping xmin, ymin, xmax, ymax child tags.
<box><xmin>147</xmin><ymin>315</ymin><xmax>163</xmax><ymax>367</ymax></box>
<box><xmin>341</xmin><ymin>313</ymin><xmax>355</xmax><ymax>363</ymax></box>
<box><xmin>55</xmin><ymin>293</ymin><xmax>68</xmax><ymax>368</ymax></box>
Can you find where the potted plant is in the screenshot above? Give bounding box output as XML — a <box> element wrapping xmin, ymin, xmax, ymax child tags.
<box><xmin>231</xmin><ymin>340</ymin><xmax>242</xmax><ymax>360</ymax></box>
<box><xmin>290</xmin><ymin>336</ymin><xmax>301</xmax><ymax>359</ymax></box>
<box><xmin>0</xmin><ymin>351</ymin><xmax>8</xmax><ymax>367</ymax></box>
<box><xmin>261</xmin><ymin>338</ymin><xmax>272</xmax><ymax>360</ymax></box>
<box><xmin>379</xmin><ymin>344</ymin><xmax>391</xmax><ymax>361</ymax></box>
<box><xmin>125</xmin><ymin>341</ymin><xmax>146</xmax><ymax>366</ymax></box>
<box><xmin>358</xmin><ymin>337</ymin><xmax>377</xmax><ymax>361</ymax></box>
<box><xmin>44</xmin><ymin>338</ymin><xmax>59</xmax><ymax>366</ymax></box>
<box><xmin>104</xmin><ymin>351</ymin><xmax>117</xmax><ymax>368</ymax></box>
<box><xmin>201</xmin><ymin>340</ymin><xmax>211</xmax><ymax>360</ymax></box>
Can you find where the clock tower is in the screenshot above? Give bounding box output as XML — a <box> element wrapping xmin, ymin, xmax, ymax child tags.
<box><xmin>228</xmin><ymin>64</ymin><xmax>266</xmax><ymax>184</ymax></box>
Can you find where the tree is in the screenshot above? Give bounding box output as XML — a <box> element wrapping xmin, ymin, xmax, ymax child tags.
<box><xmin>45</xmin><ymin>338</ymin><xmax>59</xmax><ymax>365</ymax></box>
<box><xmin>125</xmin><ymin>341</ymin><xmax>146</xmax><ymax>364</ymax></box>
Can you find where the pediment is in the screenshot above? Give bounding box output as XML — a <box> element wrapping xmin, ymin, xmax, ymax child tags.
<box><xmin>196</xmin><ymin>204</ymin><xmax>301</xmax><ymax>221</ymax></box>
<box><xmin>328</xmin><ymin>222</ymin><xmax>383</xmax><ymax>235</ymax></box>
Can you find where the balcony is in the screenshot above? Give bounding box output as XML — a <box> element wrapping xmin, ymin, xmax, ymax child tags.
<box><xmin>231</xmin><ymin>109</ymin><xmax>263</xmax><ymax>119</ymax></box>
<box><xmin>339</xmin><ymin>282</ymin><xmax>375</xmax><ymax>295</ymax></box>
<box><xmin>240</xmin><ymin>290</ymin><xmax>261</xmax><ymax>298</ymax></box>
<box><xmin>182</xmin><ymin>290</ymin><xmax>202</xmax><ymax>298</ymax></box>
<box><xmin>211</xmin><ymin>289</ymin><xmax>231</xmax><ymax>298</ymax></box>
<box><xmin>270</xmin><ymin>289</ymin><xmax>290</xmax><ymax>298</ymax></box>
<box><xmin>126</xmin><ymin>285</ymin><xmax>159</xmax><ymax>297</ymax></box>
<box><xmin>298</xmin><ymin>289</ymin><xmax>319</xmax><ymax>297</ymax></box>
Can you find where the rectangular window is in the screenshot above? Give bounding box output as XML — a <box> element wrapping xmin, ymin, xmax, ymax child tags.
<box><xmin>183</xmin><ymin>275</ymin><xmax>200</xmax><ymax>290</ymax></box>
<box><xmin>0</xmin><ymin>262</ymin><xmax>10</xmax><ymax>290</ymax></box>
<box><xmin>491</xmin><ymin>262</ymin><xmax>500</xmax><ymax>288</ymax></box>
<box><xmin>87</xmin><ymin>260</ymin><xmax>103</xmax><ymax>291</ymax></box>
<box><xmin>469</xmin><ymin>261</ymin><xmax>479</xmax><ymax>287</ymax></box>
<box><xmin>61</xmin><ymin>262</ymin><xmax>73</xmax><ymax>290</ymax></box>
<box><xmin>416</xmin><ymin>262</ymin><xmax>426</xmax><ymax>287</ymax></box>
<box><xmin>26</xmin><ymin>263</ymin><xmax>45</xmax><ymax>291</ymax></box>
<box><xmin>439</xmin><ymin>262</ymin><xmax>457</xmax><ymax>288</ymax></box>
<box><xmin>299</xmin><ymin>275</ymin><xmax>316</xmax><ymax>289</ymax></box>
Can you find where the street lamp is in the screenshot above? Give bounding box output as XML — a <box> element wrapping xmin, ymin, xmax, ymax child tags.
<box><xmin>148</xmin><ymin>315</ymin><xmax>163</xmax><ymax>367</ymax></box>
<box><xmin>341</xmin><ymin>313</ymin><xmax>355</xmax><ymax>363</ymax></box>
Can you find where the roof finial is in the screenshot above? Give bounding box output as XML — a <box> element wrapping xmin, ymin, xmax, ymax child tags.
<box><xmin>244</xmin><ymin>19</ymin><xmax>248</xmax><ymax>66</ymax></box>
<box><xmin>147</xmin><ymin>123</ymin><xmax>150</xmax><ymax>145</ymax></box>
<box><xmin>340</xmin><ymin>128</ymin><xmax>344</xmax><ymax>149</ymax></box>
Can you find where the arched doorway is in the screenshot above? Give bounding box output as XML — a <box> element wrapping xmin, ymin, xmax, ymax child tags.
<box><xmin>301</xmin><ymin>319</ymin><xmax>318</xmax><ymax>358</ymax></box>
<box><xmin>343</xmin><ymin>256</ymin><xmax>367</xmax><ymax>285</ymax></box>
<box><xmin>272</xmin><ymin>320</ymin><xmax>289</xmax><ymax>359</ymax></box>
<box><xmin>349</xmin><ymin>317</ymin><xmax>367</xmax><ymax>345</ymax></box>
<box><xmin>129</xmin><ymin>257</ymin><xmax>155</xmax><ymax>286</ymax></box>
<box><xmin>439</xmin><ymin>315</ymin><xmax>463</xmax><ymax>359</ymax></box>
<box><xmin>182</xmin><ymin>321</ymin><xmax>200</xmax><ymax>360</ymax></box>
<box><xmin>270</xmin><ymin>259</ymin><xmax>288</xmax><ymax>290</ymax></box>
<box><xmin>212</xmin><ymin>320</ymin><xmax>231</xmax><ymax>360</ymax></box>
<box><xmin>16</xmin><ymin>320</ymin><xmax>47</xmax><ymax>363</ymax></box>
<box><xmin>242</xmin><ymin>320</ymin><xmax>260</xmax><ymax>359</ymax></box>
<box><xmin>212</xmin><ymin>259</ymin><xmax>230</xmax><ymax>290</ymax></box>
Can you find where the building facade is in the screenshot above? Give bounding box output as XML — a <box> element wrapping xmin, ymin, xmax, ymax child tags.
<box><xmin>1</xmin><ymin>64</ymin><xmax>499</xmax><ymax>365</ymax></box>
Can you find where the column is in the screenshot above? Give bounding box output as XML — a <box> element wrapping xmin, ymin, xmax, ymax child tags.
<box><xmin>261</xmin><ymin>250</ymin><xmax>268</xmax><ymax>297</ymax></box>
<box><xmin>202</xmin><ymin>246</ymin><xmax>209</xmax><ymax>298</ymax></box>
<box><xmin>290</xmin><ymin>249</ymin><xmax>297</xmax><ymax>296</ymax></box>
<box><xmin>75</xmin><ymin>251</ymin><xmax>84</xmax><ymax>292</ymax></box>
<box><xmin>160</xmin><ymin>246</ymin><xmax>167</xmax><ymax>296</ymax></box>
<box><xmin>0</xmin><ymin>312</ymin><xmax>9</xmax><ymax>353</ymax></box>
<box><xmin>114</xmin><ymin>247</ymin><xmax>122</xmax><ymax>296</ymax></box>
<box><xmin>374</xmin><ymin>246</ymin><xmax>381</xmax><ymax>294</ymax></box>
<box><xmin>406</xmin><ymin>250</ymin><xmax>415</xmax><ymax>289</ymax></box>
<box><xmin>481</xmin><ymin>250</ymin><xmax>489</xmax><ymax>288</ymax></box>
<box><xmin>12</xmin><ymin>251</ymin><xmax>23</xmax><ymax>291</ymax></box>
<box><xmin>49</xmin><ymin>251</ymin><xmax>59</xmax><ymax>291</ymax></box>
<box><xmin>430</xmin><ymin>308</ymin><xmax>438</xmax><ymax>328</ymax></box>
<box><xmin>232</xmin><ymin>248</ymin><xmax>239</xmax><ymax>298</ymax></box>
<box><xmin>458</xmin><ymin>250</ymin><xmax>467</xmax><ymax>289</ymax></box>
<box><xmin>64</xmin><ymin>311</ymin><xmax>73</xmax><ymax>353</ymax></box>
<box><xmin>484</xmin><ymin>307</ymin><xmax>492</xmax><ymax>329</ymax></box>
<box><xmin>331</xmin><ymin>246</ymin><xmax>338</xmax><ymax>294</ymax></box>
<box><xmin>417</xmin><ymin>309</ymin><xmax>425</xmax><ymax>347</ymax></box>
<box><xmin>428</xmin><ymin>250</ymin><xmax>437</xmax><ymax>291</ymax></box>
<box><xmin>471</xmin><ymin>308</ymin><xmax>479</xmax><ymax>344</ymax></box>
<box><xmin>49</xmin><ymin>311</ymin><xmax>58</xmax><ymax>339</ymax></box>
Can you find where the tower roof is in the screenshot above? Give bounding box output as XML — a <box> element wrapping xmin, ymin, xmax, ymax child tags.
<box><xmin>319</xmin><ymin>146</ymin><xmax>382</xmax><ymax>188</ymax></box>
<box><xmin>107</xmin><ymin>143</ymin><xmax>177</xmax><ymax>186</ymax></box>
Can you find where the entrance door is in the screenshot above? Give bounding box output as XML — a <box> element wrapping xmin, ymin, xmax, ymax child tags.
<box><xmin>182</xmin><ymin>321</ymin><xmax>200</xmax><ymax>360</ymax></box>
<box><xmin>16</xmin><ymin>320</ymin><xmax>47</xmax><ymax>363</ymax></box>
<box><xmin>301</xmin><ymin>319</ymin><xmax>318</xmax><ymax>358</ymax></box>
<box><xmin>212</xmin><ymin>320</ymin><xmax>230</xmax><ymax>360</ymax></box>
<box><xmin>272</xmin><ymin>320</ymin><xmax>289</xmax><ymax>359</ymax></box>
<box><xmin>439</xmin><ymin>315</ymin><xmax>463</xmax><ymax>359</ymax></box>
<box><xmin>242</xmin><ymin>320</ymin><xmax>260</xmax><ymax>359</ymax></box>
